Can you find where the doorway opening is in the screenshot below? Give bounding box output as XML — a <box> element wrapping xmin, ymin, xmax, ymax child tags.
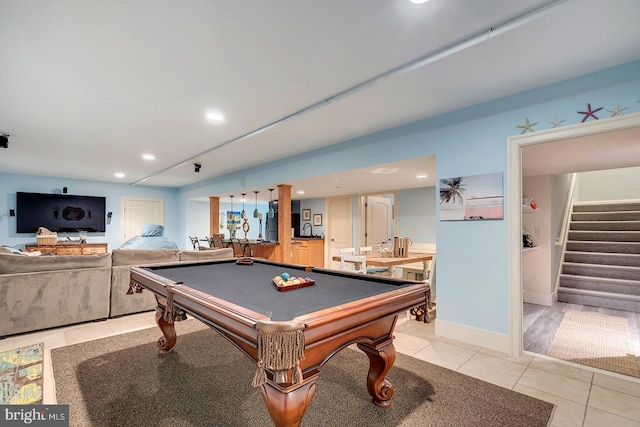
<box><xmin>507</xmin><ymin>112</ymin><xmax>640</xmax><ymax>376</ymax></box>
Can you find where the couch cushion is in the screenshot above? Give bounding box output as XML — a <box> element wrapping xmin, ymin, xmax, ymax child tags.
<box><xmin>141</xmin><ymin>223</ymin><xmax>164</xmax><ymax>237</ymax></box>
<box><xmin>0</xmin><ymin>253</ymin><xmax>111</xmax><ymax>274</ymax></box>
<box><xmin>0</xmin><ymin>246</ymin><xmax>22</xmax><ymax>255</ymax></box>
<box><xmin>178</xmin><ymin>248</ymin><xmax>234</xmax><ymax>262</ymax></box>
<box><xmin>111</xmin><ymin>249</ymin><xmax>180</xmax><ymax>266</ymax></box>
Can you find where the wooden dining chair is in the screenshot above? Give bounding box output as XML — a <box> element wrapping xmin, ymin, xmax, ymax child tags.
<box><xmin>230</xmin><ymin>238</ymin><xmax>251</xmax><ymax>257</ymax></box>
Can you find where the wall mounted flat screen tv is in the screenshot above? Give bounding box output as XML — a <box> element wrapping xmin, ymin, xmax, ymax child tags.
<box><xmin>16</xmin><ymin>192</ymin><xmax>106</xmax><ymax>233</ymax></box>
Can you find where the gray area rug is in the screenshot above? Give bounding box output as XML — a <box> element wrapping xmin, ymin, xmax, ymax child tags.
<box><xmin>51</xmin><ymin>321</ymin><xmax>554</xmax><ymax>426</ymax></box>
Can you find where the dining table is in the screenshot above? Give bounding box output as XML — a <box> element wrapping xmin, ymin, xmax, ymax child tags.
<box><xmin>332</xmin><ymin>251</ymin><xmax>434</xmax><ymax>279</ymax></box>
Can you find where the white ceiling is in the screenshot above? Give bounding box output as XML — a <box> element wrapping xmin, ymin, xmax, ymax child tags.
<box><xmin>1</xmin><ymin>0</ymin><xmax>639</xmax><ymax>201</ymax></box>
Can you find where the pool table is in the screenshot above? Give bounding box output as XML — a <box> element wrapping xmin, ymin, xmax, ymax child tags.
<box><xmin>129</xmin><ymin>258</ymin><xmax>430</xmax><ymax>427</ymax></box>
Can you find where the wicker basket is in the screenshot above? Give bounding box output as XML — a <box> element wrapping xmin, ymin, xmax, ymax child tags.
<box><xmin>36</xmin><ymin>235</ymin><xmax>58</xmax><ymax>245</ymax></box>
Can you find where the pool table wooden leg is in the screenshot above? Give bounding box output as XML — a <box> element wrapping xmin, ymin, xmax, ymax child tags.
<box><xmin>155</xmin><ymin>308</ymin><xmax>177</xmax><ymax>353</ymax></box>
<box><xmin>260</xmin><ymin>376</ymin><xmax>317</xmax><ymax>427</ymax></box>
<box><xmin>357</xmin><ymin>340</ymin><xmax>396</xmax><ymax>407</ymax></box>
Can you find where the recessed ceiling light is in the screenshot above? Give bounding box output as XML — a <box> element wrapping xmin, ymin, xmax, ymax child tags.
<box><xmin>409</xmin><ymin>0</ymin><xmax>430</xmax><ymax>4</ymax></box>
<box><xmin>296</xmin><ymin>190</ymin><xmax>305</xmax><ymax>194</ymax></box>
<box><xmin>416</xmin><ymin>174</ymin><xmax>428</xmax><ymax>179</ymax></box>
<box><xmin>142</xmin><ymin>153</ymin><xmax>155</xmax><ymax>161</ymax></box>
<box><xmin>205</xmin><ymin>111</ymin><xmax>225</xmax><ymax>123</ymax></box>
<box><xmin>372</xmin><ymin>167</ymin><xmax>398</xmax><ymax>174</ymax></box>
<box><xmin>115</xmin><ymin>172</ymin><xmax>125</xmax><ymax>178</ymax></box>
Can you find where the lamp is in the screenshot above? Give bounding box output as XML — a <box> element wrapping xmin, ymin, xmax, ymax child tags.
<box><xmin>241</xmin><ymin>193</ymin><xmax>246</xmax><ymax>219</ymax></box>
<box><xmin>268</xmin><ymin>188</ymin><xmax>275</xmax><ymax>218</ymax></box>
<box><xmin>253</xmin><ymin>191</ymin><xmax>259</xmax><ymax>218</ymax></box>
<box><xmin>228</xmin><ymin>195</ymin><xmax>235</xmax><ymax>238</ymax></box>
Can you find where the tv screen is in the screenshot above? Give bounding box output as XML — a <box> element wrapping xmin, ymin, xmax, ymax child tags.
<box><xmin>16</xmin><ymin>192</ymin><xmax>106</xmax><ymax>233</ymax></box>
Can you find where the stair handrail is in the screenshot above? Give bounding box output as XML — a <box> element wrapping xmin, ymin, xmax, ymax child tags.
<box><xmin>552</xmin><ymin>173</ymin><xmax>576</xmax><ymax>299</ymax></box>
<box><xmin>556</xmin><ymin>173</ymin><xmax>577</xmax><ymax>246</ymax></box>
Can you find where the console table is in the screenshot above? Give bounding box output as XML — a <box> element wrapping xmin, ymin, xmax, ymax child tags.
<box><xmin>25</xmin><ymin>242</ymin><xmax>109</xmax><ymax>255</ymax></box>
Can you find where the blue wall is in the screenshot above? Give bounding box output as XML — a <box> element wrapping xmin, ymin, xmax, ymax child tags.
<box><xmin>0</xmin><ymin>173</ymin><xmax>179</xmax><ymax>250</ymax></box>
<box><xmin>2</xmin><ymin>60</ymin><xmax>639</xmax><ymax>339</ymax></box>
<box><xmin>397</xmin><ymin>187</ymin><xmax>436</xmax><ymax>243</ymax></box>
<box><xmin>179</xmin><ymin>60</ymin><xmax>640</xmax><ymax>336</ymax></box>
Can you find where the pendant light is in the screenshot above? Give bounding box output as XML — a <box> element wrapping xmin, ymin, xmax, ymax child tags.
<box><xmin>241</xmin><ymin>193</ymin><xmax>246</xmax><ymax>219</ymax></box>
<box><xmin>229</xmin><ymin>195</ymin><xmax>234</xmax><ymax>225</ymax></box>
<box><xmin>253</xmin><ymin>191</ymin><xmax>259</xmax><ymax>218</ymax></box>
<box><xmin>268</xmin><ymin>188</ymin><xmax>275</xmax><ymax>218</ymax></box>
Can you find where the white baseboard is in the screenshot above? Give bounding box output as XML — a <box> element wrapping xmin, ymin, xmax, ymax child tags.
<box><xmin>523</xmin><ymin>290</ymin><xmax>554</xmax><ymax>306</ymax></box>
<box><xmin>435</xmin><ymin>318</ymin><xmax>510</xmax><ymax>354</ymax></box>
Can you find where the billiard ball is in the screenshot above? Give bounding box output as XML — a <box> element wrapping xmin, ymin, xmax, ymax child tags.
<box><xmin>281</xmin><ymin>272</ymin><xmax>290</xmax><ymax>280</ymax></box>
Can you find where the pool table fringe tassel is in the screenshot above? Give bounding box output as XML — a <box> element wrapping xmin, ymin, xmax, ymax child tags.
<box><xmin>252</xmin><ymin>328</ymin><xmax>305</xmax><ymax>387</ymax></box>
<box><xmin>163</xmin><ymin>285</ymin><xmax>178</xmax><ymax>323</ymax></box>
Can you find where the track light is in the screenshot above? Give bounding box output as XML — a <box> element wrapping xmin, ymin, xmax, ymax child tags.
<box><xmin>194</xmin><ymin>163</ymin><xmax>201</xmax><ymax>173</ymax></box>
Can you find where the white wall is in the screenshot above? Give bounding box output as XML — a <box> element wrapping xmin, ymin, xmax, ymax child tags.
<box><xmin>577</xmin><ymin>166</ymin><xmax>640</xmax><ymax>201</ymax></box>
<box><xmin>522</xmin><ymin>175</ymin><xmax>553</xmax><ymax>305</ymax></box>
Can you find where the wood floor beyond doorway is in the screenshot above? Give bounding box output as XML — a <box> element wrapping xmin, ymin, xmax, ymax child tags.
<box><xmin>523</xmin><ymin>302</ymin><xmax>640</xmax><ymax>378</ymax></box>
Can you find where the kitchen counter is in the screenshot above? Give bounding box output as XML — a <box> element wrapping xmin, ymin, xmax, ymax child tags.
<box><xmin>291</xmin><ymin>238</ymin><xmax>324</xmax><ymax>267</ymax></box>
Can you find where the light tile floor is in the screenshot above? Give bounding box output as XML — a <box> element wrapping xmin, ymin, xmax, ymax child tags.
<box><xmin>3</xmin><ymin>312</ymin><xmax>640</xmax><ymax>426</ymax></box>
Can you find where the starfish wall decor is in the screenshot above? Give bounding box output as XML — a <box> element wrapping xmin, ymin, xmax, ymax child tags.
<box><xmin>577</xmin><ymin>103</ymin><xmax>603</xmax><ymax>122</ymax></box>
<box><xmin>516</xmin><ymin>117</ymin><xmax>538</xmax><ymax>134</ymax></box>
<box><xmin>549</xmin><ymin>117</ymin><xmax>565</xmax><ymax>128</ymax></box>
<box><xmin>607</xmin><ymin>104</ymin><xmax>628</xmax><ymax>116</ymax></box>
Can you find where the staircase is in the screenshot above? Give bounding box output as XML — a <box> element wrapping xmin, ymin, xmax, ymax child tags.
<box><xmin>557</xmin><ymin>201</ymin><xmax>640</xmax><ymax>311</ymax></box>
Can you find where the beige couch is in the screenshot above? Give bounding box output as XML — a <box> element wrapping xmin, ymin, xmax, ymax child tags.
<box><xmin>0</xmin><ymin>253</ymin><xmax>112</xmax><ymax>337</ymax></box>
<box><xmin>0</xmin><ymin>247</ymin><xmax>234</xmax><ymax>337</ymax></box>
<box><xmin>109</xmin><ymin>248</ymin><xmax>233</xmax><ymax>317</ymax></box>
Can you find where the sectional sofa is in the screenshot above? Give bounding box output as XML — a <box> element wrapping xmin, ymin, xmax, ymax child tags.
<box><xmin>0</xmin><ymin>247</ymin><xmax>233</xmax><ymax>337</ymax></box>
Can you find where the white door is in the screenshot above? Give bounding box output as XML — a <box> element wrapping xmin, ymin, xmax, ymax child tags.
<box><xmin>365</xmin><ymin>195</ymin><xmax>392</xmax><ymax>251</ymax></box>
<box><xmin>327</xmin><ymin>196</ymin><xmax>352</xmax><ymax>269</ymax></box>
<box><xmin>122</xmin><ymin>198</ymin><xmax>164</xmax><ymax>243</ymax></box>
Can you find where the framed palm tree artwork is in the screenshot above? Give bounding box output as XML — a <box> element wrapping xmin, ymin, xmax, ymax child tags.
<box><xmin>440</xmin><ymin>172</ymin><xmax>504</xmax><ymax>221</ymax></box>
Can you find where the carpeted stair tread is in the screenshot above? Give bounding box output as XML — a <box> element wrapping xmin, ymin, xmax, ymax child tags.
<box><xmin>560</xmin><ymin>274</ymin><xmax>640</xmax><ymax>295</ymax></box>
<box><xmin>572</xmin><ymin>211</ymin><xmax>640</xmax><ymax>221</ymax></box>
<box><xmin>567</xmin><ymin>230</ymin><xmax>640</xmax><ymax>242</ymax></box>
<box><xmin>570</xmin><ymin>221</ymin><xmax>640</xmax><ymax>231</ymax></box>
<box><xmin>562</xmin><ymin>262</ymin><xmax>640</xmax><ymax>281</ymax></box>
<box><xmin>557</xmin><ymin>292</ymin><xmax>640</xmax><ymax>313</ymax></box>
<box><xmin>573</xmin><ymin>202</ymin><xmax>640</xmax><ymax>212</ymax></box>
<box><xmin>558</xmin><ymin>286</ymin><xmax>640</xmax><ymax>301</ymax></box>
<box><xmin>566</xmin><ymin>241</ymin><xmax>640</xmax><ymax>254</ymax></box>
<box><xmin>564</xmin><ymin>251</ymin><xmax>640</xmax><ymax>267</ymax></box>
